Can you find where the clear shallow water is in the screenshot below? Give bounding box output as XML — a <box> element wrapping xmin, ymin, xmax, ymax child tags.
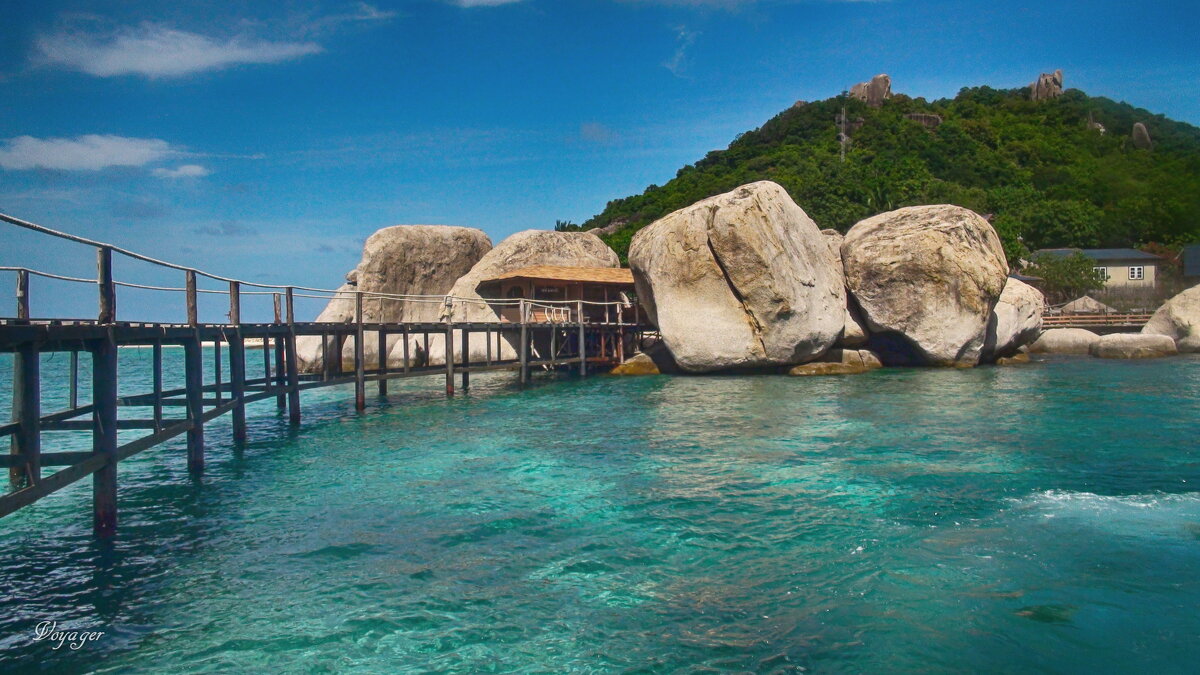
<box><xmin>1</xmin><ymin>352</ymin><xmax>1199</xmax><ymax>673</ymax></box>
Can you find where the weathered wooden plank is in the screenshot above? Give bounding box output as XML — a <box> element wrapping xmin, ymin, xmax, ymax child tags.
<box><xmin>9</xmin><ymin>341</ymin><xmax>40</xmax><ymax>486</ymax></box>
<box><xmin>184</xmin><ymin>333</ymin><xmax>204</xmax><ymax>475</ymax></box>
<box><xmin>285</xmin><ymin>287</ymin><xmax>301</xmax><ymax>424</ymax></box>
<box><xmin>97</xmin><ymin>247</ymin><xmax>116</xmax><ymax>324</ymax></box>
<box><xmin>43</xmin><ymin>419</ymin><xmax>175</xmax><ymax>431</ymax></box>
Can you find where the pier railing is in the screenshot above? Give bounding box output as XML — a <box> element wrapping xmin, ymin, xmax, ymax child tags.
<box><xmin>0</xmin><ymin>212</ymin><xmax>649</xmax><ymax>536</ymax></box>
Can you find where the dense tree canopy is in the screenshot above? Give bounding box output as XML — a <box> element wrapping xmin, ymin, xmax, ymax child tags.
<box><xmin>583</xmin><ymin>87</ymin><xmax>1200</xmax><ymax>264</ymax></box>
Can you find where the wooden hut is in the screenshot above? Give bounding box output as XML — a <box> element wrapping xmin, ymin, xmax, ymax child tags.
<box><xmin>477</xmin><ymin>266</ymin><xmax>641</xmax><ymax>324</ymax></box>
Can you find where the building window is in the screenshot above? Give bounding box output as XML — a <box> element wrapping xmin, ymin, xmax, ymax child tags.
<box><xmin>1129</xmin><ymin>266</ymin><xmax>1144</xmax><ymax>281</ymax></box>
<box><xmin>1093</xmin><ymin>266</ymin><xmax>1108</xmax><ymax>281</ymax></box>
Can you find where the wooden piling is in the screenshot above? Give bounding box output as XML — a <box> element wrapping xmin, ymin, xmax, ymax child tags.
<box><xmin>444</xmin><ymin>326</ymin><xmax>455</xmax><ymax>398</ymax></box>
<box><xmin>152</xmin><ymin>340</ymin><xmax>163</xmax><ymax>431</ymax></box>
<box><xmin>274</xmin><ymin>335</ymin><xmax>286</xmax><ymax>409</ymax></box>
<box><xmin>183</xmin><ymin>332</ymin><xmax>205</xmax><ymax>474</ymax></box>
<box><xmin>69</xmin><ymin>350</ymin><xmax>78</xmax><ymax>409</ymax></box>
<box><xmin>285</xmin><ymin>287</ymin><xmax>301</xmax><ymax>424</ymax></box>
<box><xmin>577</xmin><ymin>300</ymin><xmax>586</xmax><ymax>377</ymax></box>
<box><xmin>213</xmin><ymin>340</ymin><xmax>222</xmax><ymax>405</ymax></box>
<box><xmin>97</xmin><ymin>246</ymin><xmax>116</xmax><ymax>323</ymax></box>
<box><xmin>402</xmin><ymin>325</ymin><xmax>411</xmax><ymax>374</ymax></box>
<box><xmin>519</xmin><ymin>299</ymin><xmax>529</xmax><ymax>385</ymax></box>
<box><xmin>228</xmin><ymin>282</ymin><xmax>247</xmax><ymax>442</ymax></box>
<box><xmin>9</xmin><ymin>341</ymin><xmax>40</xmax><ymax>486</ymax></box>
<box><xmin>485</xmin><ymin>325</ymin><xmax>492</xmax><ymax>366</ymax></box>
<box><xmin>461</xmin><ymin>327</ymin><xmax>470</xmax><ymax>392</ymax></box>
<box><xmin>377</xmin><ymin>327</ymin><xmax>388</xmax><ymax>397</ymax></box>
<box><xmin>355</xmin><ymin>292</ymin><xmax>366</xmax><ymax>411</ymax></box>
<box><xmin>92</xmin><ymin>332</ymin><xmax>118</xmax><ymax>536</ymax></box>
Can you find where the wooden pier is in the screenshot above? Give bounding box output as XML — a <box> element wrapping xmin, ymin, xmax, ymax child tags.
<box><xmin>0</xmin><ymin>213</ymin><xmax>648</xmax><ymax>536</ymax></box>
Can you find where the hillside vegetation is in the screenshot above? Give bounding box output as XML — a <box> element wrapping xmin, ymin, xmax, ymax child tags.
<box><xmin>582</xmin><ymin>86</ymin><xmax>1200</xmax><ymax>263</ymax></box>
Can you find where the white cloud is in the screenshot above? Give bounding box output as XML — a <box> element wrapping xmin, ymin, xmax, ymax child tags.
<box><xmin>35</xmin><ymin>23</ymin><xmax>322</xmax><ymax>78</ymax></box>
<box><xmin>0</xmin><ymin>135</ymin><xmax>174</xmax><ymax>171</ymax></box>
<box><xmin>664</xmin><ymin>25</ymin><xmax>699</xmax><ymax>77</ymax></box>
<box><xmin>152</xmin><ymin>164</ymin><xmax>211</xmax><ymax>179</ymax></box>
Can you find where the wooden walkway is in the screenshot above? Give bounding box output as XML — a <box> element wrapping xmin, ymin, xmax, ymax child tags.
<box><xmin>1041</xmin><ymin>313</ymin><xmax>1153</xmax><ymax>333</ymax></box>
<box><xmin>0</xmin><ymin>212</ymin><xmax>647</xmax><ymax>536</ymax></box>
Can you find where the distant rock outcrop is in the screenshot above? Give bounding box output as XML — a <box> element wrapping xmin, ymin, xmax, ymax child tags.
<box><xmin>629</xmin><ymin>181</ymin><xmax>845</xmax><ymax>373</ymax></box>
<box><xmin>296</xmin><ymin>225</ymin><xmax>491</xmax><ymax>373</ymax></box>
<box><xmin>1132</xmin><ymin>122</ymin><xmax>1154</xmax><ymax>150</ymax></box>
<box><xmin>982</xmin><ymin>278</ymin><xmax>1045</xmax><ymax>362</ymax></box>
<box><xmin>849</xmin><ymin>74</ymin><xmax>892</xmax><ymax>108</ymax></box>
<box><xmin>1029</xmin><ymin>70</ymin><xmax>1064</xmax><ymax>101</ymax></box>
<box><xmin>1142</xmin><ymin>284</ymin><xmax>1200</xmax><ymax>352</ymax></box>
<box><xmin>841</xmin><ymin>205</ymin><xmax>1009</xmax><ymax>367</ymax></box>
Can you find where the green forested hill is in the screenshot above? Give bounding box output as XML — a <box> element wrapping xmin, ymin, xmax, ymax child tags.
<box><xmin>582</xmin><ymin>86</ymin><xmax>1200</xmax><ymax>263</ymax></box>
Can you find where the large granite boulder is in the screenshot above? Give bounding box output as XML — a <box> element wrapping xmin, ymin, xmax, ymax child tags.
<box><xmin>1090</xmin><ymin>333</ymin><xmax>1178</xmax><ymax>359</ymax></box>
<box><xmin>982</xmin><ymin>278</ymin><xmax>1045</xmax><ymax>361</ymax></box>
<box><xmin>1028</xmin><ymin>328</ymin><xmax>1099</xmax><ymax>355</ymax></box>
<box><xmin>424</xmin><ymin>229</ymin><xmax>621</xmax><ymax>363</ymax></box>
<box><xmin>1142</xmin><ymin>284</ymin><xmax>1200</xmax><ymax>352</ymax></box>
<box><xmin>629</xmin><ymin>181</ymin><xmax>845</xmax><ymax>373</ymax></box>
<box><xmin>821</xmin><ymin>229</ymin><xmax>868</xmax><ymax>347</ymax></box>
<box><xmin>296</xmin><ymin>225</ymin><xmax>491</xmax><ymax>373</ymax></box>
<box><xmin>789</xmin><ymin>348</ymin><xmax>882</xmax><ymax>376</ymax></box>
<box><xmin>841</xmin><ymin>205</ymin><xmax>1009</xmax><ymax>367</ymax></box>
<box><xmin>849</xmin><ymin>74</ymin><xmax>892</xmax><ymax>108</ymax></box>
<box><xmin>1029</xmin><ymin>69</ymin><xmax>1064</xmax><ymax>101</ymax></box>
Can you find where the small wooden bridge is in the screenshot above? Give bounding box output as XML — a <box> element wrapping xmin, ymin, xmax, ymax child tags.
<box><xmin>0</xmin><ymin>213</ymin><xmax>649</xmax><ymax>536</ymax></box>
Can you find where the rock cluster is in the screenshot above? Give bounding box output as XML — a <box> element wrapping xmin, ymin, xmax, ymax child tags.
<box><xmin>1028</xmin><ymin>328</ymin><xmax>1099</xmax><ymax>355</ymax></box>
<box><xmin>1029</xmin><ymin>70</ymin><xmax>1064</xmax><ymax>101</ymax></box>
<box><xmin>1090</xmin><ymin>333</ymin><xmax>1177</xmax><ymax>359</ymax></box>
<box><xmin>849</xmin><ymin>74</ymin><xmax>892</xmax><ymax>108</ymax></box>
<box><xmin>629</xmin><ymin>182</ymin><xmax>845</xmax><ymax>372</ymax></box>
<box><xmin>1142</xmin><ymin>284</ymin><xmax>1200</xmax><ymax>352</ymax></box>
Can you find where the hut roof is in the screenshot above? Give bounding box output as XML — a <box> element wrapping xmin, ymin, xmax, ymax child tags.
<box><xmin>1061</xmin><ymin>295</ymin><xmax>1117</xmax><ymax>314</ymax></box>
<box><xmin>483</xmin><ymin>266</ymin><xmax>634</xmax><ymax>285</ymax></box>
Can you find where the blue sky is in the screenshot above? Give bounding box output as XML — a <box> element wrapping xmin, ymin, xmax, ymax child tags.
<box><xmin>1</xmin><ymin>0</ymin><xmax>1197</xmax><ymax>321</ymax></box>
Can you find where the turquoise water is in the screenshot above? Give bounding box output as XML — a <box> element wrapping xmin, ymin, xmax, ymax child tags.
<box><xmin>1</xmin><ymin>351</ymin><xmax>1199</xmax><ymax>673</ymax></box>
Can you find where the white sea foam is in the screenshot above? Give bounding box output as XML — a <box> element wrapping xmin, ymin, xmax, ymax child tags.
<box><xmin>1013</xmin><ymin>490</ymin><xmax>1200</xmax><ymax>540</ymax></box>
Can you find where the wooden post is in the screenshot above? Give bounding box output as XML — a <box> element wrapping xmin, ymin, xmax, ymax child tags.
<box><xmin>519</xmin><ymin>299</ymin><xmax>529</xmax><ymax>385</ymax></box>
<box><xmin>461</xmin><ymin>327</ymin><xmax>470</xmax><ymax>391</ymax></box>
<box><xmin>444</xmin><ymin>298</ymin><xmax>455</xmax><ymax>398</ymax></box>
<box><xmin>92</xmin><ymin>332</ymin><xmax>118</xmax><ymax>536</ymax></box>
<box><xmin>213</xmin><ymin>340</ymin><xmax>222</xmax><ymax>405</ymax></box>
<box><xmin>577</xmin><ymin>299</ymin><xmax>586</xmax><ymax>377</ymax></box>
<box><xmin>97</xmin><ymin>246</ymin><xmax>116</xmax><ymax>323</ymax></box>
<box><xmin>9</xmin><ymin>341</ymin><xmax>40</xmax><ymax>486</ymax></box>
<box><xmin>273</xmin><ymin>293</ymin><xmax>282</xmax><ymax>324</ymax></box>
<box><xmin>423</xmin><ymin>332</ymin><xmax>429</xmax><ymax>367</ymax></box>
<box><xmin>183</xmin><ymin>333</ymin><xmax>205</xmax><ymax>475</ymax></box>
<box><xmin>274</xmin><ymin>335</ymin><xmax>286</xmax><ymax>409</ymax></box>
<box><xmin>69</xmin><ymin>350</ymin><xmax>78</xmax><ymax>409</ymax></box>
<box><xmin>320</xmin><ymin>331</ymin><xmax>329</xmax><ymax>381</ymax></box>
<box><xmin>186</xmin><ymin>270</ymin><xmax>198</xmax><ymax>326</ymax></box>
<box><xmin>152</xmin><ymin>340</ymin><xmax>163</xmax><ymax>431</ymax></box>
<box><xmin>355</xmin><ymin>292</ymin><xmax>366</xmax><ymax>411</ymax></box>
<box><xmin>15</xmin><ymin>269</ymin><xmax>29</xmax><ymax>320</ymax></box>
<box><xmin>402</xmin><ymin>325</ymin><xmax>411</xmax><ymax>374</ymax></box>
<box><xmin>485</xmin><ymin>326</ymin><xmax>492</xmax><ymax>366</ymax></box>
<box><xmin>550</xmin><ymin>328</ymin><xmax>557</xmax><ymax>369</ymax></box>
<box><xmin>285</xmin><ymin>287</ymin><xmax>301</xmax><ymax>424</ymax></box>
<box><xmin>262</xmin><ymin>334</ymin><xmax>272</xmax><ymax>391</ymax></box>
<box><xmin>228</xmin><ymin>282</ymin><xmax>246</xmax><ymax>443</ymax></box>
<box><xmin>377</xmin><ymin>328</ymin><xmax>388</xmax><ymax>397</ymax></box>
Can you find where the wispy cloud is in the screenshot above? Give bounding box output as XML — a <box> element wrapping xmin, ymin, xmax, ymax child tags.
<box><xmin>193</xmin><ymin>220</ymin><xmax>254</xmax><ymax>237</ymax></box>
<box><xmin>580</xmin><ymin>123</ymin><xmax>619</xmax><ymax>144</ymax></box>
<box><xmin>664</xmin><ymin>25</ymin><xmax>699</xmax><ymax>78</ymax></box>
<box><xmin>0</xmin><ymin>134</ymin><xmax>174</xmax><ymax>170</ymax></box>
<box><xmin>452</xmin><ymin>0</ymin><xmax>526</xmax><ymax>6</ymax></box>
<box><xmin>35</xmin><ymin>23</ymin><xmax>322</xmax><ymax>78</ymax></box>
<box><xmin>152</xmin><ymin>164</ymin><xmax>211</xmax><ymax>179</ymax></box>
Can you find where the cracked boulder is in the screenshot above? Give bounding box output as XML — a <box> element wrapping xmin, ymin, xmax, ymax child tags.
<box><xmin>628</xmin><ymin>181</ymin><xmax>845</xmax><ymax>373</ymax></box>
<box><xmin>841</xmin><ymin>205</ymin><xmax>1009</xmax><ymax>367</ymax></box>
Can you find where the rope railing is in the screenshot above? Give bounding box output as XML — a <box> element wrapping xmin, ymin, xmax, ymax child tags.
<box><xmin>2</xmin><ymin>212</ymin><xmax>640</xmax><ymax>326</ymax></box>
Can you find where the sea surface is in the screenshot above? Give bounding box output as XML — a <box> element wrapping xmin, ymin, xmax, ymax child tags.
<box><xmin>0</xmin><ymin>349</ymin><xmax>1198</xmax><ymax>673</ymax></box>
